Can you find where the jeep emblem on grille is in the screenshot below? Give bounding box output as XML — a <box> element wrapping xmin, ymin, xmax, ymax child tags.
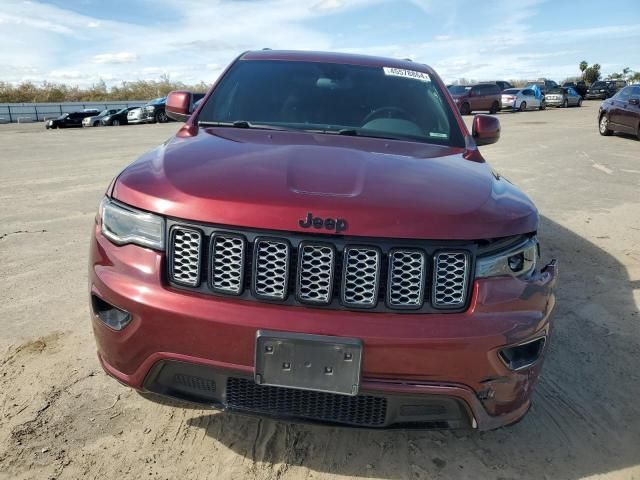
<box><xmin>299</xmin><ymin>213</ymin><xmax>347</xmax><ymax>234</ymax></box>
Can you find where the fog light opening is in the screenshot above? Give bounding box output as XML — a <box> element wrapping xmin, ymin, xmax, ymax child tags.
<box><xmin>499</xmin><ymin>337</ymin><xmax>546</xmax><ymax>371</ymax></box>
<box><xmin>91</xmin><ymin>294</ymin><xmax>132</xmax><ymax>330</ymax></box>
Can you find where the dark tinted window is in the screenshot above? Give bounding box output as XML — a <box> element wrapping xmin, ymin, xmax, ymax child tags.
<box><xmin>616</xmin><ymin>87</ymin><xmax>632</xmax><ymax>101</ymax></box>
<box><xmin>199</xmin><ymin>60</ymin><xmax>464</xmax><ymax>147</ymax></box>
<box><xmin>448</xmin><ymin>85</ymin><xmax>471</xmax><ymax>94</ymax></box>
<box><xmin>522</xmin><ymin>89</ymin><xmax>534</xmax><ymax>96</ymax></box>
<box><xmin>503</xmin><ymin>89</ymin><xmax>520</xmax><ymax>94</ymax></box>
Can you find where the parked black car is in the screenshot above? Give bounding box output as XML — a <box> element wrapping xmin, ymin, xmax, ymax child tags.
<box><xmin>100</xmin><ymin>107</ymin><xmax>141</xmax><ymax>126</ymax></box>
<box><xmin>599</xmin><ymin>84</ymin><xmax>640</xmax><ymax>139</ymax></box>
<box><xmin>586</xmin><ymin>80</ymin><xmax>627</xmax><ymax>100</ymax></box>
<box><xmin>526</xmin><ymin>79</ymin><xmax>558</xmax><ymax>94</ymax></box>
<box><xmin>562</xmin><ymin>81</ymin><xmax>588</xmax><ymax>98</ymax></box>
<box><xmin>493</xmin><ymin>80</ymin><xmax>514</xmax><ymax>91</ymax></box>
<box><xmin>46</xmin><ymin>111</ymin><xmax>97</xmax><ymax>129</ymax></box>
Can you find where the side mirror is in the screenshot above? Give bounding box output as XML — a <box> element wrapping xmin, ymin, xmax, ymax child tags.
<box><xmin>472</xmin><ymin>114</ymin><xmax>500</xmax><ymax>146</ymax></box>
<box><xmin>166</xmin><ymin>90</ymin><xmax>194</xmax><ymax>122</ymax></box>
<box><xmin>629</xmin><ymin>97</ymin><xmax>640</xmax><ymax>106</ymax></box>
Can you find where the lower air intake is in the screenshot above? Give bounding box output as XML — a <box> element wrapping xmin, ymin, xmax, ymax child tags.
<box><xmin>226</xmin><ymin>377</ymin><xmax>388</xmax><ymax>427</ymax></box>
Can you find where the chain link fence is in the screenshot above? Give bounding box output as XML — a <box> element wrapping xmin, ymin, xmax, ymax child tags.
<box><xmin>0</xmin><ymin>101</ymin><xmax>147</xmax><ymax>123</ymax></box>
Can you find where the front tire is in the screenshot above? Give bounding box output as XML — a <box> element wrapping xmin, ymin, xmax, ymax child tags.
<box><xmin>460</xmin><ymin>103</ymin><xmax>471</xmax><ymax>115</ymax></box>
<box><xmin>539</xmin><ymin>101</ymin><xmax>546</xmax><ymax>110</ymax></box>
<box><xmin>599</xmin><ymin>114</ymin><xmax>612</xmax><ymax>136</ymax></box>
<box><xmin>563</xmin><ymin>99</ymin><xmax>569</xmax><ymax>108</ymax></box>
<box><xmin>489</xmin><ymin>101</ymin><xmax>499</xmax><ymax>114</ymax></box>
<box><xmin>519</xmin><ymin>101</ymin><xmax>527</xmax><ymax>112</ymax></box>
<box><xmin>156</xmin><ymin>111</ymin><xmax>168</xmax><ymax>123</ymax></box>
<box><xmin>577</xmin><ymin>99</ymin><xmax>582</xmax><ymax>107</ymax></box>
<box><xmin>112</xmin><ymin>119</ymin><xmax>120</xmax><ymax>126</ymax></box>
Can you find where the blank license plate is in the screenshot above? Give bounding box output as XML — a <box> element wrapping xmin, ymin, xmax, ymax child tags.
<box><xmin>255</xmin><ymin>330</ymin><xmax>362</xmax><ymax>396</ymax></box>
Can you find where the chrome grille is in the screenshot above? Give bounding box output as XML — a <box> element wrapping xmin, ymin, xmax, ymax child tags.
<box><xmin>388</xmin><ymin>249</ymin><xmax>426</xmax><ymax>308</ymax></box>
<box><xmin>169</xmin><ymin>228</ymin><xmax>202</xmax><ymax>286</ymax></box>
<box><xmin>342</xmin><ymin>247</ymin><xmax>380</xmax><ymax>307</ymax></box>
<box><xmin>433</xmin><ymin>252</ymin><xmax>469</xmax><ymax>307</ymax></box>
<box><xmin>254</xmin><ymin>239</ymin><xmax>290</xmax><ymax>300</ymax></box>
<box><xmin>168</xmin><ymin>223</ymin><xmax>473</xmax><ymax>312</ymax></box>
<box><xmin>210</xmin><ymin>234</ymin><xmax>245</xmax><ymax>294</ymax></box>
<box><xmin>297</xmin><ymin>243</ymin><xmax>335</xmax><ymax>304</ymax></box>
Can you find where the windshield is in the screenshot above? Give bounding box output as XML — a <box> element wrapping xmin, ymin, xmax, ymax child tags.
<box><xmin>591</xmin><ymin>82</ymin><xmax>606</xmax><ymax>88</ymax></box>
<box><xmin>547</xmin><ymin>88</ymin><xmax>564</xmax><ymax>94</ymax></box>
<box><xmin>448</xmin><ymin>85</ymin><xmax>471</xmax><ymax>95</ymax></box>
<box><xmin>198</xmin><ymin>60</ymin><xmax>464</xmax><ymax>147</ymax></box>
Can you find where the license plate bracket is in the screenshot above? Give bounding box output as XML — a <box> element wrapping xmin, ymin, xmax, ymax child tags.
<box><xmin>255</xmin><ymin>330</ymin><xmax>362</xmax><ymax>396</ymax></box>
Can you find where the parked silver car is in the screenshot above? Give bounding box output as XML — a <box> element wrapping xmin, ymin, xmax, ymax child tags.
<box><xmin>545</xmin><ymin>87</ymin><xmax>582</xmax><ymax>108</ymax></box>
<box><xmin>126</xmin><ymin>107</ymin><xmax>144</xmax><ymax>124</ymax></box>
<box><xmin>500</xmin><ymin>88</ymin><xmax>544</xmax><ymax>111</ymax></box>
<box><xmin>82</xmin><ymin>109</ymin><xmax>119</xmax><ymax>127</ymax></box>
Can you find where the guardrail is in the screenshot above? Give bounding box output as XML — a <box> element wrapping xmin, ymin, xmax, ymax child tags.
<box><xmin>0</xmin><ymin>101</ymin><xmax>147</xmax><ymax>123</ymax></box>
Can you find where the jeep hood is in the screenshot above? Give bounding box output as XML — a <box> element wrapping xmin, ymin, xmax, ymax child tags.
<box><xmin>112</xmin><ymin>128</ymin><xmax>537</xmax><ymax>240</ymax></box>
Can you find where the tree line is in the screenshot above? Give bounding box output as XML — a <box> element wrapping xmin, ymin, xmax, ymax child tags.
<box><xmin>0</xmin><ymin>75</ymin><xmax>209</xmax><ymax>104</ymax></box>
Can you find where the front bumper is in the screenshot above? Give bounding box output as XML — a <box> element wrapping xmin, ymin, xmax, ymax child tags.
<box><xmin>90</xmin><ymin>226</ymin><xmax>557</xmax><ymax>430</ymax></box>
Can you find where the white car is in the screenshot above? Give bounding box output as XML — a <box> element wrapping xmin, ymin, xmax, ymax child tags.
<box><xmin>127</xmin><ymin>108</ymin><xmax>144</xmax><ymax>124</ymax></box>
<box><xmin>501</xmin><ymin>88</ymin><xmax>545</xmax><ymax>112</ymax></box>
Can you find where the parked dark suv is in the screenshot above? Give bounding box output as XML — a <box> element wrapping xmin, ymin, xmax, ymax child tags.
<box><xmin>139</xmin><ymin>97</ymin><xmax>169</xmax><ymax>123</ymax></box>
<box><xmin>586</xmin><ymin>80</ymin><xmax>627</xmax><ymax>100</ymax></box>
<box><xmin>140</xmin><ymin>94</ymin><xmax>206</xmax><ymax>123</ymax></box>
<box><xmin>598</xmin><ymin>84</ymin><xmax>640</xmax><ymax>139</ymax></box>
<box><xmin>562</xmin><ymin>81</ymin><xmax>588</xmax><ymax>98</ymax></box>
<box><xmin>448</xmin><ymin>83</ymin><xmax>501</xmax><ymax>114</ymax></box>
<box><xmin>90</xmin><ymin>50</ymin><xmax>557</xmax><ymax>431</ymax></box>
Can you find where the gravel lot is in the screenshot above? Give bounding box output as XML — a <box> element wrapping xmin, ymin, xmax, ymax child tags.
<box><xmin>1</xmin><ymin>102</ymin><xmax>639</xmax><ymax>480</ymax></box>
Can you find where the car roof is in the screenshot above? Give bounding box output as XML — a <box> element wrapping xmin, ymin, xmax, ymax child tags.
<box><xmin>240</xmin><ymin>50</ymin><xmax>436</xmax><ymax>75</ymax></box>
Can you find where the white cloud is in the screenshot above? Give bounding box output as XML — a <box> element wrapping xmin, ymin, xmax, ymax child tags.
<box><xmin>92</xmin><ymin>52</ymin><xmax>139</xmax><ymax>64</ymax></box>
<box><xmin>313</xmin><ymin>0</ymin><xmax>345</xmax><ymax>11</ymax></box>
<box><xmin>0</xmin><ymin>0</ymin><xmax>638</xmax><ymax>88</ymax></box>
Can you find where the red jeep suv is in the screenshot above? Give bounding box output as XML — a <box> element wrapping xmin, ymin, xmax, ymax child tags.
<box><xmin>90</xmin><ymin>50</ymin><xmax>557</xmax><ymax>430</ymax></box>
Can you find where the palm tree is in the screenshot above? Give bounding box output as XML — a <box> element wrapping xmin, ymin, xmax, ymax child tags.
<box><xmin>579</xmin><ymin>61</ymin><xmax>588</xmax><ymax>73</ymax></box>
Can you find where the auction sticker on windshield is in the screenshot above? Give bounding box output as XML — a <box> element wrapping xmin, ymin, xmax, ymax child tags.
<box><xmin>383</xmin><ymin>67</ymin><xmax>430</xmax><ymax>82</ymax></box>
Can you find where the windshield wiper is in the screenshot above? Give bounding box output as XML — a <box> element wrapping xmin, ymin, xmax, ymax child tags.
<box><xmin>197</xmin><ymin>120</ymin><xmax>293</xmax><ymax>131</ymax></box>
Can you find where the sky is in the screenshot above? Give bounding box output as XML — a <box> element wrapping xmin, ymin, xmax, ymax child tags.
<box><xmin>1</xmin><ymin>0</ymin><xmax>639</xmax><ymax>87</ymax></box>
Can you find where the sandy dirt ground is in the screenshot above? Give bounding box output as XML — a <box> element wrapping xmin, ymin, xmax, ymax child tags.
<box><xmin>1</xmin><ymin>102</ymin><xmax>639</xmax><ymax>480</ymax></box>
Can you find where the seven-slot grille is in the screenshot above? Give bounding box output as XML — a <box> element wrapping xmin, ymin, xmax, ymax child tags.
<box><xmin>167</xmin><ymin>225</ymin><xmax>472</xmax><ymax>312</ymax></box>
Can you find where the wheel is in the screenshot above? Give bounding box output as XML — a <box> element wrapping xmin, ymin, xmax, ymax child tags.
<box><xmin>577</xmin><ymin>99</ymin><xmax>582</xmax><ymax>107</ymax></box>
<box><xmin>112</xmin><ymin>119</ymin><xmax>120</xmax><ymax>126</ymax></box>
<box><xmin>563</xmin><ymin>99</ymin><xmax>569</xmax><ymax>108</ymax></box>
<box><xmin>599</xmin><ymin>114</ymin><xmax>612</xmax><ymax>136</ymax></box>
<box><xmin>156</xmin><ymin>111</ymin><xmax>168</xmax><ymax>123</ymax></box>
<box><xmin>489</xmin><ymin>101</ymin><xmax>499</xmax><ymax>114</ymax></box>
<box><xmin>539</xmin><ymin>101</ymin><xmax>546</xmax><ymax>110</ymax></box>
<box><xmin>94</xmin><ymin>121</ymin><xmax>100</xmax><ymax>126</ymax></box>
<box><xmin>460</xmin><ymin>103</ymin><xmax>471</xmax><ymax>115</ymax></box>
<box><xmin>519</xmin><ymin>101</ymin><xmax>527</xmax><ymax>112</ymax></box>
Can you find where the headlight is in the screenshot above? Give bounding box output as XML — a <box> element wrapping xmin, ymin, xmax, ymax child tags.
<box><xmin>475</xmin><ymin>237</ymin><xmax>538</xmax><ymax>279</ymax></box>
<box><xmin>99</xmin><ymin>197</ymin><xmax>164</xmax><ymax>250</ymax></box>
